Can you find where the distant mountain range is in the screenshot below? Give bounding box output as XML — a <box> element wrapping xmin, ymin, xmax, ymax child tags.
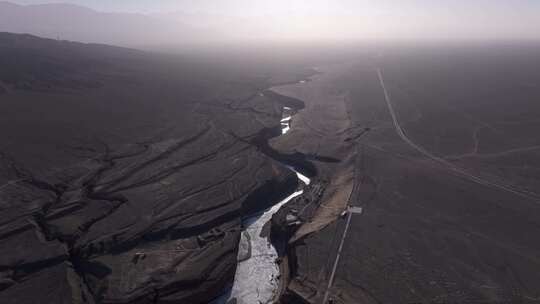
<box><xmin>0</xmin><ymin>1</ymin><xmax>220</xmax><ymax>48</ymax></box>
<box><xmin>0</xmin><ymin>1</ymin><xmax>316</xmax><ymax>49</ymax></box>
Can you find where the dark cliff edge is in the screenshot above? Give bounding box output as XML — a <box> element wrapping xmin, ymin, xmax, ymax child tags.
<box><xmin>0</xmin><ymin>32</ymin><xmax>314</xmax><ymax>304</ymax></box>
<box><xmin>269</xmin><ymin>179</ymin><xmax>328</xmax><ymax>304</ymax></box>
<box><xmin>260</xmin><ymin>88</ymin><xmax>331</xmax><ymax>304</ymax></box>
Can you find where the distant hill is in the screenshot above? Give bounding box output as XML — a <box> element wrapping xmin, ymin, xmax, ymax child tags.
<box><xmin>0</xmin><ymin>31</ymin><xmax>146</xmax><ymax>90</ymax></box>
<box><xmin>0</xmin><ymin>1</ymin><xmax>212</xmax><ymax>48</ymax></box>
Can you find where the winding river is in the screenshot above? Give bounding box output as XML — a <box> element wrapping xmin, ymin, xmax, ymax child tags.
<box><xmin>218</xmin><ymin>88</ymin><xmax>310</xmax><ymax>304</ymax></box>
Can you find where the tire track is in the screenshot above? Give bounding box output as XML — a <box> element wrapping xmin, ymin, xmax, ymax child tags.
<box><xmin>376</xmin><ymin>67</ymin><xmax>540</xmax><ymax>202</ymax></box>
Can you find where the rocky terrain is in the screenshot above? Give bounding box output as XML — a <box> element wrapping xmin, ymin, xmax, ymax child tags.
<box><xmin>0</xmin><ymin>32</ymin><xmax>313</xmax><ymax>304</ymax></box>
<box><xmin>3</xmin><ymin>33</ymin><xmax>540</xmax><ymax>304</ymax></box>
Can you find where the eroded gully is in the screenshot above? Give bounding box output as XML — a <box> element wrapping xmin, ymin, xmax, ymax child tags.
<box><xmin>217</xmin><ymin>83</ymin><xmax>310</xmax><ymax>304</ymax></box>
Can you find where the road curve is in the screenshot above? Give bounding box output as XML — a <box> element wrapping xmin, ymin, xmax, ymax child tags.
<box><xmin>376</xmin><ymin>68</ymin><xmax>540</xmax><ymax>202</ymax></box>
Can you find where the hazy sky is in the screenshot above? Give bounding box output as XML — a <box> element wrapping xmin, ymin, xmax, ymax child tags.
<box><xmin>8</xmin><ymin>0</ymin><xmax>540</xmax><ymax>15</ymax></box>
<box><xmin>7</xmin><ymin>0</ymin><xmax>540</xmax><ymax>41</ymax></box>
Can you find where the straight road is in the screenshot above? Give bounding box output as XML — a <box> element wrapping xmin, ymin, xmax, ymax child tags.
<box><xmin>376</xmin><ymin>68</ymin><xmax>540</xmax><ymax>202</ymax></box>
<box><xmin>321</xmin><ymin>207</ymin><xmax>363</xmax><ymax>304</ymax></box>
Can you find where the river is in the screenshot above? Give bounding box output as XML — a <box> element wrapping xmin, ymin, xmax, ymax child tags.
<box><xmin>217</xmin><ymin>88</ymin><xmax>310</xmax><ymax>304</ymax></box>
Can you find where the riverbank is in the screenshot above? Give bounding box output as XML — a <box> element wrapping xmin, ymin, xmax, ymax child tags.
<box><xmin>218</xmin><ymin>78</ymin><xmax>314</xmax><ymax>304</ymax></box>
<box><xmin>268</xmin><ymin>64</ymin><xmax>358</xmax><ymax>303</ymax></box>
